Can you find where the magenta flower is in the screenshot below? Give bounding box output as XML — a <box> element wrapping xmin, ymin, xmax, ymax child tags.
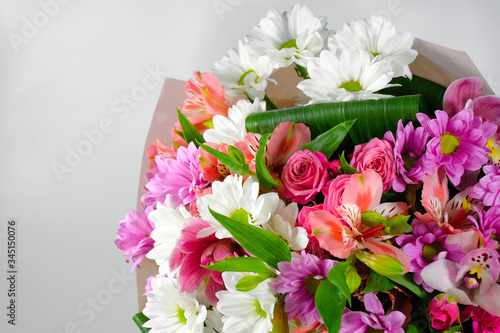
<box><xmin>115</xmin><ymin>209</ymin><xmax>155</xmax><ymax>270</ymax></box>
<box><xmin>340</xmin><ymin>292</ymin><xmax>406</xmax><ymax>333</ymax></box>
<box><xmin>470</xmin><ymin>165</ymin><xmax>500</xmax><ymax>206</ymax></box>
<box><xmin>396</xmin><ymin>219</ymin><xmax>452</xmax><ymax>292</ymax></box>
<box><xmin>385</xmin><ymin>120</ymin><xmax>429</xmax><ymax>192</ymax></box>
<box><xmin>416</xmin><ymin>109</ymin><xmax>497</xmax><ymax>186</ymax></box>
<box><xmin>428</xmin><ymin>294</ymin><xmax>460</xmax><ymax>331</ymax></box>
<box><xmin>421</xmin><ymin>247</ymin><xmax>500</xmax><ymax>316</ymax></box>
<box><xmin>464</xmin><ymin>306</ymin><xmax>500</xmax><ymax>333</ymax></box>
<box><xmin>270</xmin><ymin>252</ymin><xmax>336</xmax><ymax>325</ymax></box>
<box><xmin>281</xmin><ymin>149</ymin><xmax>331</xmax><ymax>204</ymax></box>
<box><xmin>169</xmin><ymin>217</ymin><xmax>247</xmax><ymax>305</ymax></box>
<box><xmin>144</xmin><ymin>142</ymin><xmax>208</xmax><ymax>207</ymax></box>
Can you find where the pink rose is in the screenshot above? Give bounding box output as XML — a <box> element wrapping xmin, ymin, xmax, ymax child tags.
<box><xmin>322</xmin><ymin>174</ymin><xmax>351</xmax><ymax>217</ymax></box>
<box><xmin>428</xmin><ymin>294</ymin><xmax>459</xmax><ymax>331</ymax></box>
<box><xmin>350</xmin><ymin>138</ymin><xmax>396</xmax><ymax>192</ymax></box>
<box><xmin>463</xmin><ymin>306</ymin><xmax>500</xmax><ymax>333</ymax></box>
<box><xmin>282</xmin><ymin>150</ymin><xmax>330</xmax><ymax>204</ymax></box>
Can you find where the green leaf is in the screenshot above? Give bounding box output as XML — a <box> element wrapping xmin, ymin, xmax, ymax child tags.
<box><xmin>271</xmin><ymin>295</ymin><xmax>290</xmax><ymax>333</ymax></box>
<box><xmin>245</xmin><ymin>95</ymin><xmax>429</xmax><ymax>145</ymax></box>
<box><xmin>301</xmin><ymin>119</ymin><xmax>357</xmax><ymax>159</ymax></box>
<box><xmin>387</xmin><ymin>274</ymin><xmax>428</xmax><ymax>300</ymax></box>
<box><xmin>255</xmin><ymin>133</ymin><xmax>283</xmax><ymax>190</ymax></box>
<box><xmin>384</xmin><ymin>214</ymin><xmax>412</xmax><ymax>235</ymax></box>
<box><xmin>405</xmin><ymin>324</ymin><xmax>422</xmax><ymax>333</ymax></box>
<box><xmin>177</xmin><ymin>109</ymin><xmax>205</xmax><ymax>146</ymax></box>
<box><xmin>209</xmin><ymin>208</ymin><xmax>291</xmax><ymax>269</ymax></box>
<box><xmin>378</xmin><ymin>75</ymin><xmax>447</xmax><ymax>112</ymax></box>
<box><xmin>236</xmin><ymin>273</ymin><xmax>273</xmax><ymax>292</ymax></box>
<box><xmin>199</xmin><ymin>143</ymin><xmax>254</xmax><ymax>176</ymax></box>
<box><xmin>315</xmin><ymin>280</ymin><xmax>346</xmax><ymax>333</ymax></box>
<box><xmin>327</xmin><ymin>262</ymin><xmax>352</xmax><ymax>306</ymax></box>
<box><xmin>362</xmin><ymin>270</ymin><xmax>395</xmax><ymax>294</ymax></box>
<box><xmin>133</xmin><ymin>312</ymin><xmax>151</xmax><ymax>333</ymax></box>
<box><xmin>228</xmin><ymin>145</ymin><xmax>246</xmax><ymax>164</ymax></box>
<box><xmin>204</xmin><ymin>257</ymin><xmax>272</xmax><ymax>275</ymax></box>
<box><xmin>443</xmin><ymin>325</ymin><xmax>463</xmax><ymax>333</ymax></box>
<box><xmin>339</xmin><ymin>151</ymin><xmax>359</xmax><ymax>174</ymax></box>
<box><xmin>345</xmin><ymin>264</ymin><xmax>361</xmax><ymax>293</ymax></box>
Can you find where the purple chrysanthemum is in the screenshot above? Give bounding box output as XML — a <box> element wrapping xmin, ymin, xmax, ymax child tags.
<box><xmin>416</xmin><ymin>109</ymin><xmax>497</xmax><ymax>186</ymax></box>
<box><xmin>270</xmin><ymin>252</ymin><xmax>336</xmax><ymax>325</ymax></box>
<box><xmin>144</xmin><ymin>142</ymin><xmax>208</xmax><ymax>207</ymax></box>
<box><xmin>396</xmin><ymin>219</ymin><xmax>455</xmax><ymax>292</ymax></box>
<box><xmin>470</xmin><ymin>165</ymin><xmax>500</xmax><ymax>206</ymax></box>
<box><xmin>385</xmin><ymin>120</ymin><xmax>429</xmax><ymax>192</ymax></box>
<box><xmin>115</xmin><ymin>209</ymin><xmax>155</xmax><ymax>270</ymax></box>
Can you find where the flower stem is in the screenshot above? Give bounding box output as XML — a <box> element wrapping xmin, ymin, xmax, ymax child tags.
<box><xmin>295</xmin><ymin>64</ymin><xmax>310</xmax><ymax>80</ymax></box>
<box><xmin>263</xmin><ymin>95</ymin><xmax>278</xmax><ymax>110</ymax></box>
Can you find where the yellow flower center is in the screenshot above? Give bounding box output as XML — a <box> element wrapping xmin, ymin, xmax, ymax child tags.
<box><xmin>238</xmin><ymin>69</ymin><xmax>259</xmax><ymax>86</ymax></box>
<box><xmin>231</xmin><ymin>208</ymin><xmax>249</xmax><ymax>224</ymax></box>
<box><xmin>279</xmin><ymin>39</ymin><xmax>298</xmax><ymax>50</ymax></box>
<box><xmin>254</xmin><ymin>299</ymin><xmax>267</xmax><ymax>318</ymax></box>
<box><xmin>339</xmin><ymin>80</ymin><xmax>363</xmax><ymax>92</ymax></box>
<box><xmin>177</xmin><ymin>306</ymin><xmax>187</xmax><ymax>324</ymax></box>
<box><xmin>422</xmin><ymin>241</ymin><xmax>444</xmax><ymax>263</ymax></box>
<box><xmin>440</xmin><ymin>133</ymin><xmax>460</xmax><ymax>155</ymax></box>
<box><xmin>487</xmin><ymin>138</ymin><xmax>500</xmax><ymax>164</ymax></box>
<box><xmin>305</xmin><ymin>275</ymin><xmax>321</xmax><ymax>295</ymax></box>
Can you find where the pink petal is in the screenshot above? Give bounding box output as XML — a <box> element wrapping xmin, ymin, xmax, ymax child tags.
<box><xmin>363</xmin><ymin>292</ymin><xmax>384</xmax><ymax>316</ymax></box>
<box><xmin>474</xmin><ymin>282</ymin><xmax>500</xmax><ymax>317</ymax></box>
<box><xmin>472</xmin><ymin>96</ymin><xmax>500</xmax><ymax>126</ymax></box>
<box><xmin>421</xmin><ymin>259</ymin><xmax>460</xmax><ymax>292</ymax></box>
<box><xmin>267</xmin><ymin>122</ymin><xmax>311</xmax><ymax>170</ymax></box>
<box><xmin>421</xmin><ymin>167</ymin><xmax>449</xmax><ymax>210</ymax></box>
<box><xmin>308</xmin><ymin>210</ymin><xmax>353</xmax><ymax>259</ymax></box>
<box><xmin>342</xmin><ymin>170</ymin><xmax>383</xmax><ymax>212</ymax></box>
<box><xmin>443</xmin><ymin>77</ymin><xmax>483</xmax><ymax>116</ymax></box>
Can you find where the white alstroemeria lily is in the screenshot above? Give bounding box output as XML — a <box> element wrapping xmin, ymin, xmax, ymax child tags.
<box><xmin>216</xmin><ymin>272</ymin><xmax>276</xmax><ymax>333</ymax></box>
<box><xmin>246</xmin><ymin>4</ymin><xmax>330</xmax><ymax>68</ymax></box>
<box><xmin>197</xmin><ymin>175</ymin><xmax>279</xmax><ymax>239</ymax></box>
<box><xmin>146</xmin><ymin>195</ymin><xmax>191</xmax><ymax>274</ymax></box>
<box><xmin>297</xmin><ymin>47</ymin><xmax>396</xmax><ymax>104</ymax></box>
<box><xmin>143</xmin><ymin>275</ymin><xmax>208</xmax><ymax>333</ymax></box>
<box><xmin>328</xmin><ymin>16</ymin><xmax>417</xmax><ymax>78</ymax></box>
<box><xmin>213</xmin><ymin>40</ymin><xmax>275</xmax><ymax>101</ymax></box>
<box><xmin>203</xmin><ymin>98</ymin><xmax>266</xmax><ymax>145</ymax></box>
<box><xmin>263</xmin><ymin>200</ymin><xmax>309</xmax><ymax>251</ymax></box>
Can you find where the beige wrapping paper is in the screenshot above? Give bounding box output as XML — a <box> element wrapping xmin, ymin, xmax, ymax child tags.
<box><xmin>134</xmin><ymin>39</ymin><xmax>493</xmax><ymax>311</ymax></box>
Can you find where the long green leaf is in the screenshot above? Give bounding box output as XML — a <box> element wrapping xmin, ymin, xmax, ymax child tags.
<box><xmin>255</xmin><ymin>133</ymin><xmax>282</xmax><ymax>190</ymax></box>
<box><xmin>387</xmin><ymin>274</ymin><xmax>428</xmax><ymax>300</ymax></box>
<box><xmin>315</xmin><ymin>280</ymin><xmax>346</xmax><ymax>333</ymax></box>
<box><xmin>327</xmin><ymin>262</ymin><xmax>352</xmax><ymax>306</ymax></box>
<box><xmin>204</xmin><ymin>257</ymin><xmax>272</xmax><ymax>275</ymax></box>
<box><xmin>301</xmin><ymin>119</ymin><xmax>357</xmax><ymax>159</ymax></box>
<box><xmin>246</xmin><ymin>95</ymin><xmax>428</xmax><ymax>145</ymax></box>
<box><xmin>209</xmin><ymin>208</ymin><xmax>291</xmax><ymax>269</ymax></box>
<box><xmin>378</xmin><ymin>75</ymin><xmax>447</xmax><ymax>112</ymax></box>
<box><xmin>133</xmin><ymin>313</ymin><xmax>151</xmax><ymax>333</ymax></box>
<box><xmin>177</xmin><ymin>109</ymin><xmax>205</xmax><ymax>146</ymax></box>
<box><xmin>199</xmin><ymin>143</ymin><xmax>254</xmax><ymax>176</ymax></box>
<box><xmin>362</xmin><ymin>270</ymin><xmax>395</xmax><ymax>294</ymax></box>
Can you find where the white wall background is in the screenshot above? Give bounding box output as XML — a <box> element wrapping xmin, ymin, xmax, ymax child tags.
<box><xmin>0</xmin><ymin>0</ymin><xmax>499</xmax><ymax>332</ymax></box>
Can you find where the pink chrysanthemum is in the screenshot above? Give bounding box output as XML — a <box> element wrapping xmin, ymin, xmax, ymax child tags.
<box><xmin>396</xmin><ymin>219</ymin><xmax>457</xmax><ymax>292</ymax></box>
<box><xmin>470</xmin><ymin>165</ymin><xmax>500</xmax><ymax>206</ymax></box>
<box><xmin>385</xmin><ymin>120</ymin><xmax>429</xmax><ymax>192</ymax></box>
<box><xmin>270</xmin><ymin>252</ymin><xmax>336</xmax><ymax>325</ymax></box>
<box><xmin>416</xmin><ymin>109</ymin><xmax>497</xmax><ymax>186</ymax></box>
<box><xmin>144</xmin><ymin>142</ymin><xmax>208</xmax><ymax>207</ymax></box>
<box><xmin>115</xmin><ymin>209</ymin><xmax>155</xmax><ymax>270</ymax></box>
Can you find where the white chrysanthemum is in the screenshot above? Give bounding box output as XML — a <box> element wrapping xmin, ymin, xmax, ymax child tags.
<box><xmin>297</xmin><ymin>47</ymin><xmax>396</xmax><ymax>104</ymax></box>
<box><xmin>246</xmin><ymin>4</ymin><xmax>330</xmax><ymax>68</ymax></box>
<box><xmin>213</xmin><ymin>41</ymin><xmax>275</xmax><ymax>100</ymax></box>
<box><xmin>146</xmin><ymin>196</ymin><xmax>191</xmax><ymax>274</ymax></box>
<box><xmin>262</xmin><ymin>200</ymin><xmax>308</xmax><ymax>251</ymax></box>
<box><xmin>216</xmin><ymin>272</ymin><xmax>276</xmax><ymax>333</ymax></box>
<box><xmin>197</xmin><ymin>175</ymin><xmax>279</xmax><ymax>239</ymax></box>
<box><xmin>203</xmin><ymin>98</ymin><xmax>266</xmax><ymax>145</ymax></box>
<box><xmin>143</xmin><ymin>275</ymin><xmax>207</xmax><ymax>333</ymax></box>
<box><xmin>328</xmin><ymin>16</ymin><xmax>418</xmax><ymax>78</ymax></box>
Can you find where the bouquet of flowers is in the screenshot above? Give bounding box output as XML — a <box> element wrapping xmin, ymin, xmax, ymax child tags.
<box><xmin>115</xmin><ymin>5</ymin><xmax>500</xmax><ymax>333</ymax></box>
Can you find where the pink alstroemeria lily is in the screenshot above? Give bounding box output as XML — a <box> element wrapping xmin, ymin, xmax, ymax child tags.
<box><xmin>444</xmin><ymin>77</ymin><xmax>500</xmax><ymax>165</ymax></box>
<box><xmin>421</xmin><ymin>247</ymin><xmax>500</xmax><ymax>316</ymax></box>
<box><xmin>308</xmin><ymin>169</ymin><xmax>411</xmax><ymax>273</ymax></box>
<box><xmin>415</xmin><ymin>166</ymin><xmax>482</xmax><ymax>232</ymax></box>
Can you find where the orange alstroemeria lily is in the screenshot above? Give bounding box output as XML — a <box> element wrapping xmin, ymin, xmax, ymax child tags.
<box><xmin>308</xmin><ymin>169</ymin><xmax>411</xmax><ymax>273</ymax></box>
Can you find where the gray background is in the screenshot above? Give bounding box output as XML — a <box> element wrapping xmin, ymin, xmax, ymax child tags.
<box><xmin>1</xmin><ymin>0</ymin><xmax>499</xmax><ymax>332</ymax></box>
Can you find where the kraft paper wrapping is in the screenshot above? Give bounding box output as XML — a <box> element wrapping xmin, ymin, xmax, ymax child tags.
<box><xmin>134</xmin><ymin>39</ymin><xmax>493</xmax><ymax>311</ymax></box>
